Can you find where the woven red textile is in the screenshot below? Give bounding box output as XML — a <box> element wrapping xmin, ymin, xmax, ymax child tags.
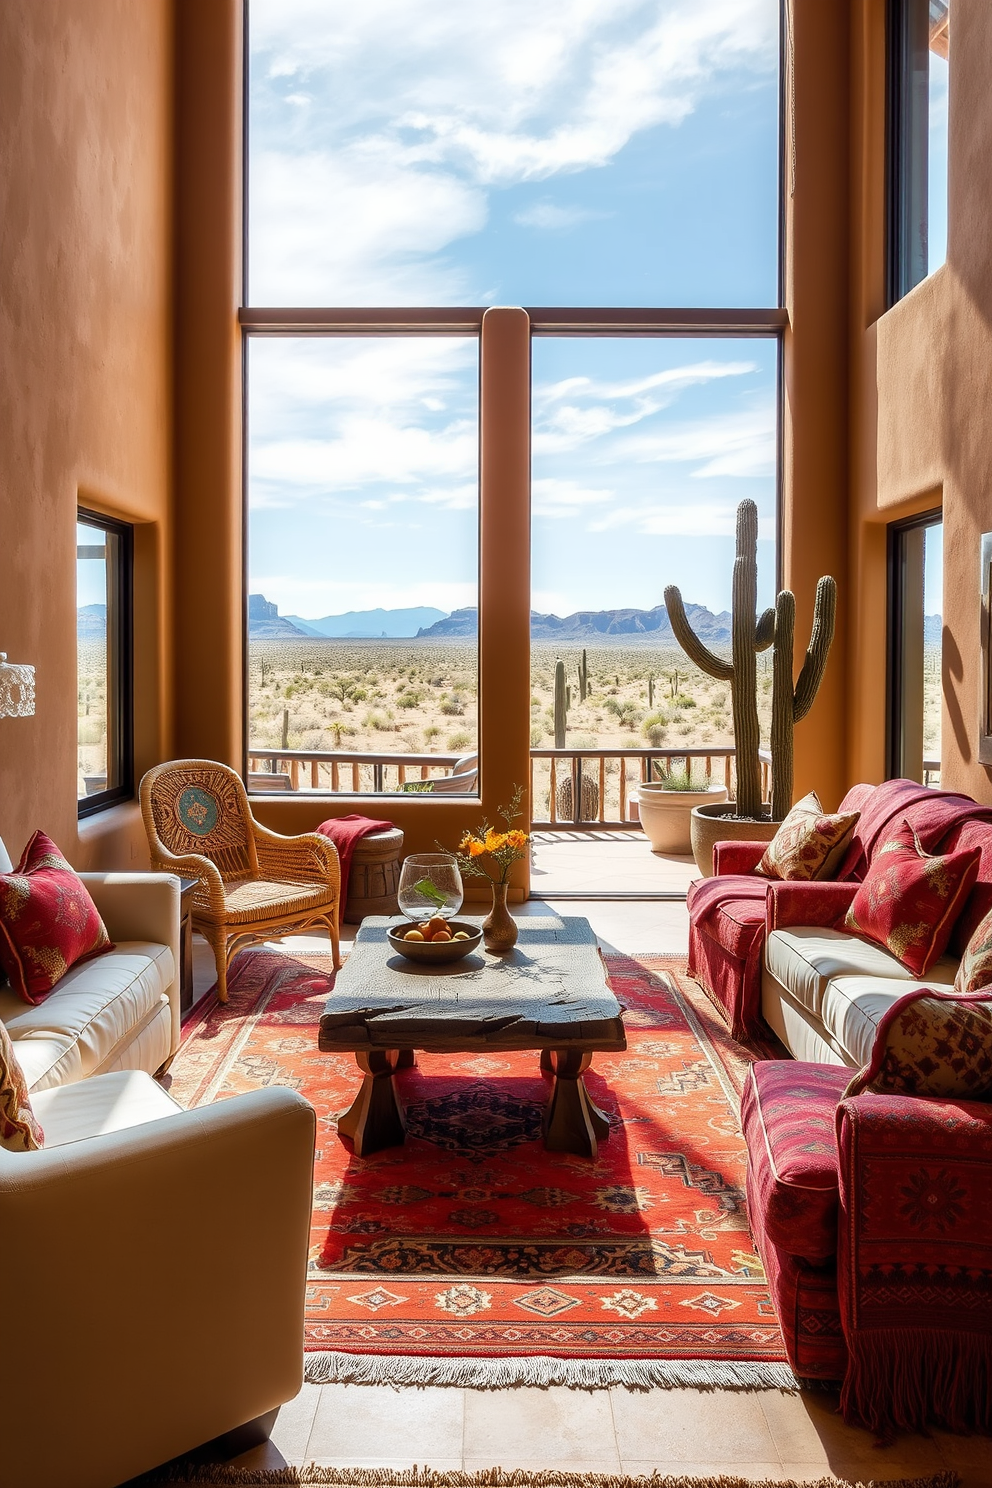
<box><xmin>741</xmin><ymin>1061</ymin><xmax>847</xmax><ymax>1262</ymax></box>
<box><xmin>317</xmin><ymin>814</ymin><xmax>394</xmax><ymax>922</ymax></box>
<box><xmin>686</xmin><ymin>898</ymin><xmax>766</xmax><ymax>1041</ymax></box>
<box><xmin>167</xmin><ymin>947</ymin><xmax>789</xmax><ymax>1367</ymax></box>
<box><xmin>754</xmin><ymin>1225</ymin><xmax>846</xmax><ymax>1381</ymax></box>
<box><xmin>0</xmin><ymin>830</ymin><xmax>113</xmax><ymax>1004</ymax></box>
<box><xmin>843</xmin><ymin>818</ymin><xmax>980</xmax><ymax>976</ymax></box>
<box><xmin>836</xmin><ymin>1090</ymin><xmax>992</xmax><ymax>1433</ymax></box>
<box><xmin>835</xmin><ymin>777</ymin><xmax>992</xmax><ymax>881</ymax></box>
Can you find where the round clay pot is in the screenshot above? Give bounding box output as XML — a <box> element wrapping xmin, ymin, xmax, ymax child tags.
<box><xmin>634</xmin><ymin>783</ymin><xmax>729</xmax><ymax>854</ymax></box>
<box><xmin>690</xmin><ymin>801</ymin><xmax>776</xmax><ymax>878</ymax></box>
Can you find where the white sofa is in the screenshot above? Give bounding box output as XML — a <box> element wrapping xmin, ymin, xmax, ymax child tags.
<box><xmin>0</xmin><ymin>837</ymin><xmax>317</xmax><ymax>1488</ymax></box>
<box><xmin>761</xmin><ymin>925</ymin><xmax>958</xmax><ymax>1068</ymax></box>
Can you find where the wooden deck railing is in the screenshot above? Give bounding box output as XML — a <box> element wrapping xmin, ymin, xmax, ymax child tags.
<box><xmin>248</xmin><ymin>743</ymin><xmax>773</xmax><ymax>825</ymax></box>
<box><xmin>247</xmin><ymin>748</ymin><xmax>468</xmax><ymax>794</ymax></box>
<box><xmin>530</xmin><ymin>747</ymin><xmax>772</xmax><ymax>828</ymax></box>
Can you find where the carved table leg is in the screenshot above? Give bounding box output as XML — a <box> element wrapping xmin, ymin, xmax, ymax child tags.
<box><xmin>542</xmin><ymin>1049</ymin><xmax>611</xmax><ymax>1158</ymax></box>
<box><xmin>395</xmin><ymin>1048</ymin><xmax>418</xmax><ymax>1069</ymax></box>
<box><xmin>338</xmin><ymin>1049</ymin><xmax>406</xmax><ymax>1155</ymax></box>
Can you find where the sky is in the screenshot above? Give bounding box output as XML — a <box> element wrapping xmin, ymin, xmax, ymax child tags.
<box><xmin>252</xmin><ymin>1</ymin><xmax>962</xmax><ymax>626</ymax></box>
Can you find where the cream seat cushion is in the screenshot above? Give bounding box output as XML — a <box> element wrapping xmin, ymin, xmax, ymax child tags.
<box><xmin>0</xmin><ymin>941</ymin><xmax>176</xmax><ymax>1092</ymax></box>
<box><xmin>29</xmin><ymin>1068</ymin><xmax>182</xmax><ymax>1147</ymax></box>
<box><xmin>765</xmin><ymin>926</ymin><xmax>956</xmax><ymax>1017</ymax></box>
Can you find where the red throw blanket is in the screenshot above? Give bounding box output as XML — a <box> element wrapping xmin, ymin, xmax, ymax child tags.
<box><xmin>837</xmin><ymin>777</ymin><xmax>992</xmax><ymax>879</ymax></box>
<box><xmin>317</xmin><ymin>814</ymin><xmax>394</xmax><ymax>922</ymax></box>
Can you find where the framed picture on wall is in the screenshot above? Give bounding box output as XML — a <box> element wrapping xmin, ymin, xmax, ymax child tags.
<box><xmin>980</xmin><ymin>532</ymin><xmax>992</xmax><ymax>766</ymax></box>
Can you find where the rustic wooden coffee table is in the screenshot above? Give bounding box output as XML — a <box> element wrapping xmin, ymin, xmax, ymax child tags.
<box><xmin>318</xmin><ymin>914</ymin><xmax>625</xmax><ymax>1159</ymax></box>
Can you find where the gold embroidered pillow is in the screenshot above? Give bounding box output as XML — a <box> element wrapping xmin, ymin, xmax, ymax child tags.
<box><xmin>844</xmin><ymin>986</ymin><xmax>992</xmax><ymax>1100</ymax></box>
<box><xmin>756</xmin><ymin>791</ymin><xmax>860</xmax><ymax>881</ymax></box>
<box><xmin>0</xmin><ymin>1019</ymin><xmax>43</xmax><ymax>1151</ymax></box>
<box><xmin>843</xmin><ymin>818</ymin><xmax>980</xmax><ymax>975</ymax></box>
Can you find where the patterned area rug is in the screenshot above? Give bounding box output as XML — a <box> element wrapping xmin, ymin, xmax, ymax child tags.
<box><xmin>140</xmin><ymin>1466</ymin><xmax>958</xmax><ymax>1488</ymax></box>
<box><xmin>168</xmin><ymin>948</ymin><xmax>790</xmax><ymax>1386</ymax></box>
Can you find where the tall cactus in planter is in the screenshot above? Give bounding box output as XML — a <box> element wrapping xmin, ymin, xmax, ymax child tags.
<box><xmin>769</xmin><ymin>579</ymin><xmax>837</xmax><ymax>819</ymax></box>
<box><xmin>553</xmin><ymin>659</ymin><xmax>568</xmax><ymax>748</ymax></box>
<box><xmin>664</xmin><ymin>499</ymin><xmax>836</xmax><ymax>821</ymax></box>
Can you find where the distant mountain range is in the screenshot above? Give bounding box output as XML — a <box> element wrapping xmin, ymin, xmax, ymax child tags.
<box><xmin>84</xmin><ymin>596</ymin><xmax>948</xmax><ymax>648</ymax></box>
<box><xmin>286</xmin><ymin>606</ymin><xmax>447</xmax><ymax>638</ymax></box>
<box><xmin>419</xmin><ymin>604</ymin><xmax>736</xmax><ymax>642</ymax></box>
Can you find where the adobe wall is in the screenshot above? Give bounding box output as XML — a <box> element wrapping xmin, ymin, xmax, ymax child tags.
<box><xmin>0</xmin><ymin>0</ymin><xmax>175</xmax><ymax>868</ymax></box>
<box><xmin>849</xmin><ymin>0</ymin><xmax>992</xmax><ymax>803</ymax></box>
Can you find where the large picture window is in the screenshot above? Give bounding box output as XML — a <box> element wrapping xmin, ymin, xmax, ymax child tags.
<box><xmin>244</xmin><ymin>0</ymin><xmax>783</xmax><ymax>805</ymax></box>
<box><xmin>77</xmin><ymin>510</ymin><xmax>133</xmax><ymax>815</ymax></box>
<box><xmin>887</xmin><ymin>0</ymin><xmax>950</xmax><ymax>303</ymax></box>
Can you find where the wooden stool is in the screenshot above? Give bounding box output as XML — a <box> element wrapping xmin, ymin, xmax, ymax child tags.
<box><xmin>344</xmin><ymin>827</ymin><xmax>405</xmax><ymax>924</ymax></box>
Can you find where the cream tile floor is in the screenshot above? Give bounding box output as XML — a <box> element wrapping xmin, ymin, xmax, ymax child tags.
<box><xmin>181</xmin><ymin>898</ymin><xmax>989</xmax><ymax>1487</ymax></box>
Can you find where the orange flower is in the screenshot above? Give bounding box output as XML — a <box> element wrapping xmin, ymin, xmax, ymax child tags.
<box><xmin>467</xmin><ymin>839</ymin><xmax>486</xmax><ymax>857</ymax></box>
<box><xmin>485</xmin><ymin>831</ymin><xmax>507</xmax><ymax>852</ymax></box>
<box><xmin>507</xmin><ymin>829</ymin><xmax>527</xmax><ymax>848</ymax></box>
<box><xmin>459</xmin><ymin>832</ymin><xmax>476</xmax><ymax>851</ymax></box>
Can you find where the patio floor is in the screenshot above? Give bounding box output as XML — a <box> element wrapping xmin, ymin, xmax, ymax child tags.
<box><xmin>529</xmin><ymin>827</ymin><xmax>698</xmax><ymax>899</ymax></box>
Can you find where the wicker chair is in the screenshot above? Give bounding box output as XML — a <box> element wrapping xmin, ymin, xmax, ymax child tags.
<box><xmin>140</xmin><ymin>760</ymin><xmax>341</xmax><ymax>1002</ymax></box>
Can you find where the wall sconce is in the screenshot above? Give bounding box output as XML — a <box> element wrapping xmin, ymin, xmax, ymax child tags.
<box><xmin>0</xmin><ymin>654</ymin><xmax>36</xmax><ymax>719</ymax></box>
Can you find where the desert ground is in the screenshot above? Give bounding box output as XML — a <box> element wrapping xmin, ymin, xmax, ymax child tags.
<box><xmin>75</xmin><ymin>636</ymin><xmax>944</xmax><ymax>805</ymax></box>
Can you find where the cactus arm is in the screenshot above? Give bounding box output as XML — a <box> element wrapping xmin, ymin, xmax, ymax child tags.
<box><xmin>793</xmin><ymin>576</ymin><xmax>837</xmax><ymax>722</ymax></box>
<box><xmin>771</xmin><ymin>590</ymin><xmax>796</xmax><ymax>820</ymax></box>
<box><xmin>553</xmin><ymin>659</ymin><xmax>568</xmax><ymax>748</ymax></box>
<box><xmin>755</xmin><ymin>607</ymin><xmax>776</xmax><ymax>650</ymax></box>
<box><xmin>663</xmin><ymin>585</ymin><xmax>734</xmax><ymax>680</ymax></box>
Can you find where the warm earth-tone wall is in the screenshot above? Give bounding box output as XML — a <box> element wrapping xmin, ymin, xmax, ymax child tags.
<box><xmin>0</xmin><ymin>0</ymin><xmax>175</xmax><ymax>868</ymax></box>
<box><xmin>848</xmin><ymin>0</ymin><xmax>992</xmax><ymax>803</ymax></box>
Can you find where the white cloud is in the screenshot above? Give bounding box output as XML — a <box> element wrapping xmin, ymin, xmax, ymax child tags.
<box><xmin>532</xmin><ymin>478</ymin><xmax>614</xmax><ymax>518</ymax></box>
<box><xmin>614</xmin><ymin>406</ymin><xmax>776</xmax><ymax>479</ymax></box>
<box><xmin>248</xmin><ymin>0</ymin><xmax>777</xmax><ymax>301</ymax></box>
<box><xmin>586</xmin><ymin>503</ymin><xmax>775</xmax><ymax>539</ymax></box>
<box><xmin>513</xmin><ymin>202</ymin><xmax>606</xmax><ymax>230</ymax></box>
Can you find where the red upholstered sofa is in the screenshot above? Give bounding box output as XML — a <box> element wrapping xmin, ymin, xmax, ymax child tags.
<box><xmin>687</xmin><ymin>779</ymin><xmax>992</xmax><ymax>1433</ymax></box>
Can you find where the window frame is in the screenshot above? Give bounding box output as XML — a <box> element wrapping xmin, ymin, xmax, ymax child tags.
<box><xmin>239</xmin><ymin>0</ymin><xmax>787</xmax><ymax>800</ymax></box>
<box><xmin>76</xmin><ymin>507</ymin><xmax>134</xmax><ymax>818</ymax></box>
<box><xmin>885</xmin><ymin>506</ymin><xmax>942</xmax><ymax>783</ymax></box>
<box><xmin>886</xmin><ymin>0</ymin><xmax>949</xmax><ymax>305</ymax></box>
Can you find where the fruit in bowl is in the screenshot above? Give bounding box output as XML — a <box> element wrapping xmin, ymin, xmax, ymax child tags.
<box><xmin>386</xmin><ymin>919</ymin><xmax>483</xmax><ymax>963</ymax></box>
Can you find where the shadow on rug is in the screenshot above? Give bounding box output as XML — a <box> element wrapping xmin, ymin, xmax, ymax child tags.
<box><xmin>168</xmin><ymin>949</ymin><xmax>794</xmax><ymax>1388</ymax></box>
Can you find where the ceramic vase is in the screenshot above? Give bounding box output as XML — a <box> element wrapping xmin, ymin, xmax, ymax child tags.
<box><xmin>482</xmin><ymin>881</ymin><xmax>518</xmax><ymax>953</ymax></box>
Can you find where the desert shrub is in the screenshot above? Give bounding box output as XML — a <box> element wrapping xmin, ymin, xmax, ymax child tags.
<box><xmin>447</xmin><ymin>730</ymin><xmax>472</xmax><ymax>750</ymax></box>
<box><xmin>396</xmin><ymin>689</ymin><xmax>423</xmax><ymax>709</ymax></box>
<box><xmin>440</xmin><ymin>693</ymin><xmax>465</xmax><ymax>715</ymax></box>
<box><xmin>680</xmin><ymin>696</ymin><xmax>696</xmax><ymax>708</ymax></box>
<box><xmin>530</xmin><ymin>725</ymin><xmax>544</xmax><ymax>746</ymax></box>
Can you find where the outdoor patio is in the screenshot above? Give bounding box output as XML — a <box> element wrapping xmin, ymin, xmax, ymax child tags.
<box><xmin>529</xmin><ymin>827</ymin><xmax>698</xmax><ymax>899</ymax></box>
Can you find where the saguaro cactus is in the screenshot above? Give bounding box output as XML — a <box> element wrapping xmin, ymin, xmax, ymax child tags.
<box><xmin>664</xmin><ymin>499</ymin><xmax>836</xmax><ymax>821</ymax></box>
<box><xmin>554</xmin><ymin>659</ymin><xmax>568</xmax><ymax>748</ymax></box>
<box><xmin>770</xmin><ymin>578</ymin><xmax>837</xmax><ymax>819</ymax></box>
<box><xmin>578</xmin><ymin>649</ymin><xmax>589</xmax><ymax>702</ymax></box>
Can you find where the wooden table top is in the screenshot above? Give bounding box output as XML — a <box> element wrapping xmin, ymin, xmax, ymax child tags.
<box><xmin>318</xmin><ymin>914</ymin><xmax>626</xmax><ymax>1054</ymax></box>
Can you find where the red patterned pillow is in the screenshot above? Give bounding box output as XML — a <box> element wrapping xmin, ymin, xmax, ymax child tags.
<box><xmin>756</xmin><ymin>791</ymin><xmax>860</xmax><ymax>881</ymax></box>
<box><xmin>844</xmin><ymin>986</ymin><xmax>992</xmax><ymax>1100</ymax></box>
<box><xmin>0</xmin><ymin>830</ymin><xmax>113</xmax><ymax>1004</ymax></box>
<box><xmin>0</xmin><ymin>1019</ymin><xmax>43</xmax><ymax>1150</ymax></box>
<box><xmin>843</xmin><ymin>818</ymin><xmax>980</xmax><ymax>975</ymax></box>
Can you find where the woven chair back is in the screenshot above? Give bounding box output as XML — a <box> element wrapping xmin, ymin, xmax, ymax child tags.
<box><xmin>142</xmin><ymin>760</ymin><xmax>259</xmax><ymax>881</ymax></box>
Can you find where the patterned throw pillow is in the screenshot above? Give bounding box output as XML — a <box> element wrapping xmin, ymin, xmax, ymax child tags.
<box><xmin>756</xmin><ymin>791</ymin><xmax>860</xmax><ymax>881</ymax></box>
<box><xmin>843</xmin><ymin>818</ymin><xmax>980</xmax><ymax>976</ymax></box>
<box><xmin>0</xmin><ymin>1019</ymin><xmax>43</xmax><ymax>1150</ymax></box>
<box><xmin>0</xmin><ymin>830</ymin><xmax>114</xmax><ymax>1005</ymax></box>
<box><xmin>955</xmin><ymin>900</ymin><xmax>992</xmax><ymax>995</ymax></box>
<box><xmin>844</xmin><ymin>986</ymin><xmax>992</xmax><ymax>1100</ymax></box>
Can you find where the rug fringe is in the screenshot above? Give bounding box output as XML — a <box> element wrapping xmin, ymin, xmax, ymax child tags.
<box><xmin>142</xmin><ymin>1461</ymin><xmax>960</xmax><ymax>1488</ymax></box>
<box><xmin>302</xmin><ymin>1352</ymin><xmax>802</xmax><ymax>1392</ymax></box>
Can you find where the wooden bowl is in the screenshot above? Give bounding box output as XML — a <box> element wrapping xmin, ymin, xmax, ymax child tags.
<box><xmin>387</xmin><ymin>920</ymin><xmax>483</xmax><ymax>963</ymax></box>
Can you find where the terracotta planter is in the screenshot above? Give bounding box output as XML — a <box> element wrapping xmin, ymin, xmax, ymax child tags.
<box><xmin>482</xmin><ymin>881</ymin><xmax>518</xmax><ymax>953</ymax></box>
<box><xmin>634</xmin><ymin>783</ymin><xmax>729</xmax><ymax>854</ymax></box>
<box><xmin>690</xmin><ymin>801</ymin><xmax>776</xmax><ymax>878</ymax></box>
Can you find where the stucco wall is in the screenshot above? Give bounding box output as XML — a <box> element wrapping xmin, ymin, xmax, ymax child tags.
<box><xmin>0</xmin><ymin>0</ymin><xmax>174</xmax><ymax>866</ymax></box>
<box><xmin>851</xmin><ymin>0</ymin><xmax>992</xmax><ymax>802</ymax></box>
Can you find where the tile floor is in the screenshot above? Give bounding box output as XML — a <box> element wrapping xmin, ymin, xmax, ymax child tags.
<box><xmin>530</xmin><ymin>829</ymin><xmax>698</xmax><ymax>899</ymax></box>
<box><xmin>180</xmin><ymin>893</ymin><xmax>989</xmax><ymax>1487</ymax></box>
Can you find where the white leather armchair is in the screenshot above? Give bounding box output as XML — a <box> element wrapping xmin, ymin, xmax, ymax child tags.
<box><xmin>1</xmin><ymin>1072</ymin><xmax>316</xmax><ymax>1488</ymax></box>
